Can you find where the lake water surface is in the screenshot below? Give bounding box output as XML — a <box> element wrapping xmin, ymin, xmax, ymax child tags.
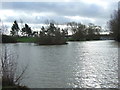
<box><xmin>2</xmin><ymin>40</ymin><xmax>119</xmax><ymax>88</ymax></box>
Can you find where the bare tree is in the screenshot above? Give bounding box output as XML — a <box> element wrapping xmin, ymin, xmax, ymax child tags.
<box><xmin>44</xmin><ymin>19</ymin><xmax>56</xmax><ymax>27</ymax></box>
<box><xmin>0</xmin><ymin>18</ymin><xmax>2</xmax><ymax>35</ymax></box>
<box><xmin>20</xmin><ymin>19</ymin><xmax>24</xmax><ymax>31</ymax></box>
<box><xmin>108</xmin><ymin>10</ymin><xmax>120</xmax><ymax>41</ymax></box>
<box><xmin>0</xmin><ymin>18</ymin><xmax>2</xmax><ymax>43</ymax></box>
<box><xmin>0</xmin><ymin>20</ymin><xmax>8</xmax><ymax>35</ymax></box>
<box><xmin>1</xmin><ymin>46</ymin><xmax>28</xmax><ymax>87</ymax></box>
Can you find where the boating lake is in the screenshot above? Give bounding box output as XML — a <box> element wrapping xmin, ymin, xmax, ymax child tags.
<box><xmin>1</xmin><ymin>40</ymin><xmax>119</xmax><ymax>88</ymax></box>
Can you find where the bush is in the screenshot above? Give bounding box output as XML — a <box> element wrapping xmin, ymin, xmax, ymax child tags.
<box><xmin>2</xmin><ymin>35</ymin><xmax>17</xmax><ymax>43</ymax></box>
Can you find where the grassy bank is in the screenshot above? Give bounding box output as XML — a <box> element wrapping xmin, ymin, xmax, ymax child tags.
<box><xmin>16</xmin><ymin>36</ymin><xmax>37</xmax><ymax>43</ymax></box>
<box><xmin>1</xmin><ymin>35</ymin><xmax>37</xmax><ymax>43</ymax></box>
<box><xmin>1</xmin><ymin>35</ymin><xmax>113</xmax><ymax>43</ymax></box>
<box><xmin>2</xmin><ymin>85</ymin><xmax>29</xmax><ymax>90</ymax></box>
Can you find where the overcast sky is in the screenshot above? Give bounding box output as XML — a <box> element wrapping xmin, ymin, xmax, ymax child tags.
<box><xmin>0</xmin><ymin>0</ymin><xmax>119</xmax><ymax>32</ymax></box>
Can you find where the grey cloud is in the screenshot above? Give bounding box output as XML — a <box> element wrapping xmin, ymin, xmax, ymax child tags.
<box><xmin>1</xmin><ymin>1</ymin><xmax>118</xmax><ymax>28</ymax></box>
<box><xmin>2</xmin><ymin>2</ymin><xmax>117</xmax><ymax>18</ymax></box>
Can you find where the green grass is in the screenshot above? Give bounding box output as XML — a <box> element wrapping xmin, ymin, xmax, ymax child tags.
<box><xmin>67</xmin><ymin>38</ymin><xmax>86</xmax><ymax>41</ymax></box>
<box><xmin>17</xmin><ymin>36</ymin><xmax>37</xmax><ymax>43</ymax></box>
<box><xmin>2</xmin><ymin>86</ymin><xmax>29</xmax><ymax>90</ymax></box>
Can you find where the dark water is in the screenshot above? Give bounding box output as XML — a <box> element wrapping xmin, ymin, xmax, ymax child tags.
<box><xmin>2</xmin><ymin>40</ymin><xmax>119</xmax><ymax>88</ymax></box>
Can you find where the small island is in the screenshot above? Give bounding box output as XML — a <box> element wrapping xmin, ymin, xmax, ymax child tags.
<box><xmin>37</xmin><ymin>23</ymin><xmax>68</xmax><ymax>45</ymax></box>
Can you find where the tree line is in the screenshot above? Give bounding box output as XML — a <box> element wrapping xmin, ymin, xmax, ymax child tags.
<box><xmin>67</xmin><ymin>22</ymin><xmax>101</xmax><ymax>41</ymax></box>
<box><xmin>10</xmin><ymin>20</ymin><xmax>102</xmax><ymax>40</ymax></box>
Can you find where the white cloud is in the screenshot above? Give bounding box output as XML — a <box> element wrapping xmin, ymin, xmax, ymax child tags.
<box><xmin>32</xmin><ymin>12</ymin><xmax>56</xmax><ymax>17</ymax></box>
<box><xmin>64</xmin><ymin>16</ymin><xmax>95</xmax><ymax>24</ymax></box>
<box><xmin>0</xmin><ymin>10</ymin><xmax>14</xmax><ymax>20</ymax></box>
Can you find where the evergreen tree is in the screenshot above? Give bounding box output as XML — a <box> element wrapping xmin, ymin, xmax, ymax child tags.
<box><xmin>11</xmin><ymin>20</ymin><xmax>19</xmax><ymax>36</ymax></box>
<box><xmin>22</xmin><ymin>24</ymin><xmax>32</xmax><ymax>36</ymax></box>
